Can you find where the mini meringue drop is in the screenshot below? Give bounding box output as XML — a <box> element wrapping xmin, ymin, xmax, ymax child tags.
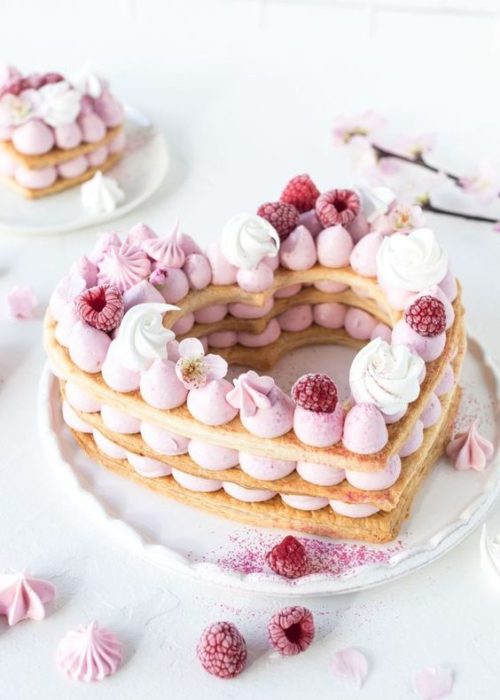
<box><xmin>116</xmin><ymin>302</ymin><xmax>178</xmax><ymax>371</ymax></box>
<box><xmin>81</xmin><ymin>171</ymin><xmax>125</xmax><ymax>213</ymax></box>
<box><xmin>56</xmin><ymin>621</ymin><xmax>123</xmax><ymax>682</ymax></box>
<box><xmin>220</xmin><ymin>213</ymin><xmax>280</xmax><ymax>269</ymax></box>
<box><xmin>0</xmin><ymin>572</ymin><xmax>56</xmax><ymax>626</ymax></box>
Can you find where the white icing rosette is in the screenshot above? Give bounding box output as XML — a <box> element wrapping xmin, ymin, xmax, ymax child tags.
<box><xmin>220</xmin><ymin>213</ymin><xmax>280</xmax><ymax>269</ymax></box>
<box><xmin>376</xmin><ymin>227</ymin><xmax>448</xmax><ymax>292</ymax></box>
<box><xmin>354</xmin><ymin>185</ymin><xmax>395</xmax><ymax>223</ymax></box>
<box><xmin>349</xmin><ymin>337</ymin><xmax>424</xmax><ymax>415</ymax></box>
<box><xmin>37</xmin><ymin>81</ymin><xmax>82</xmax><ymax>127</ymax></box>
<box><xmin>116</xmin><ymin>302</ymin><xmax>178</xmax><ymax>371</ymax></box>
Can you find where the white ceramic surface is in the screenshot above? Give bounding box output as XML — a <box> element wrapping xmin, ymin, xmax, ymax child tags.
<box><xmin>39</xmin><ymin>336</ymin><xmax>500</xmax><ymax>597</ymax></box>
<box><xmin>0</xmin><ymin>105</ymin><xmax>168</xmax><ymax>236</ymax></box>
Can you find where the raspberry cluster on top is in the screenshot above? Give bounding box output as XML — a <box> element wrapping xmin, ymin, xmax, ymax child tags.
<box><xmin>44</xmin><ymin>174</ymin><xmax>464</xmax><ymax>541</ymax></box>
<box><xmin>0</xmin><ymin>64</ymin><xmax>125</xmax><ymax>197</ymax></box>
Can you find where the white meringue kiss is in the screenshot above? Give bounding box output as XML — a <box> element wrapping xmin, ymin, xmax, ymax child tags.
<box><xmin>349</xmin><ymin>337</ymin><xmax>424</xmax><ymax>415</ymax></box>
<box><xmin>116</xmin><ymin>302</ymin><xmax>178</xmax><ymax>371</ymax></box>
<box><xmin>376</xmin><ymin>227</ymin><xmax>448</xmax><ymax>292</ymax></box>
<box><xmin>220</xmin><ymin>213</ymin><xmax>280</xmax><ymax>269</ymax></box>
<box><xmin>354</xmin><ymin>185</ymin><xmax>395</xmax><ymax>223</ymax></box>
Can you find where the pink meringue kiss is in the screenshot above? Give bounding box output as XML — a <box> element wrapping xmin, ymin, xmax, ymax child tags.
<box><xmin>78</xmin><ymin>113</ymin><xmax>106</xmax><ymax>143</ymax></box>
<box><xmin>279</xmin><ymin>225</ymin><xmax>317</xmax><ymax>270</ymax></box>
<box><xmin>15</xmin><ymin>164</ymin><xmax>57</xmax><ymax>189</ymax></box>
<box><xmin>122</xmin><ymin>279</ymin><xmax>165</xmax><ymax>312</ymax></box>
<box><xmin>12</xmin><ymin>119</ymin><xmax>55</xmax><ymax>155</ymax></box>
<box><xmin>109</xmin><ymin>130</ymin><xmax>126</xmax><ymax>154</ymax></box>
<box><xmin>56</xmin><ymin>621</ymin><xmax>123</xmax><ymax>683</ymax></box>
<box><xmin>238</xmin><ymin>318</ymin><xmax>281</xmax><ymax>348</ymax></box>
<box><xmin>65</xmin><ymin>382</ymin><xmax>101</xmax><ymax>413</ymax></box>
<box><xmin>227</xmin><ymin>371</ymin><xmax>294</xmax><ymax>438</ymax></box>
<box><xmin>206</xmin><ymin>241</ymin><xmax>238</xmax><ymax>285</ymax></box>
<box><xmin>54</xmin><ymin>122</ymin><xmax>83</xmax><ymax>150</ymax></box>
<box><xmin>140</xmin><ymin>359</ymin><xmax>188</xmax><ymax>409</ymax></box>
<box><xmin>239</xmin><ymin>453</ymin><xmax>296</xmax><ymax>480</ymax></box>
<box><xmin>237</xmin><ymin>261</ymin><xmax>274</xmax><ymax>293</ymax></box>
<box><xmin>345</xmin><ymin>455</ymin><xmax>401</xmax><ymax>490</ymax></box>
<box><xmin>313</xmin><ymin>302</ymin><xmax>347</xmax><ymax>330</ymax></box>
<box><xmin>71</xmin><ymin>256</ymin><xmax>98</xmax><ymax>287</ymax></box>
<box><xmin>101</xmin><ymin>405</ymin><xmax>140</xmax><ymax>434</ymax></box>
<box><xmin>343</xmin><ymin>404</ymin><xmax>388</xmax><ymax>454</ymax></box>
<box><xmin>126</xmin><ymin>222</ymin><xmax>158</xmax><ymax>247</ymax></box>
<box><xmin>316</xmin><ymin>225</ymin><xmax>353</xmax><ymax>268</ymax></box>
<box><xmin>347</xmin><ymin>212</ymin><xmax>370</xmax><ymax>242</ymax></box>
<box><xmin>330</xmin><ymin>501</ymin><xmax>379</xmax><ymax>518</ymax></box>
<box><xmin>223</xmin><ymin>482</ymin><xmax>276</xmax><ymax>502</ymax></box>
<box><xmin>277</xmin><ymin>304</ymin><xmax>313</xmax><ymax>332</ymax></box>
<box><xmin>370</xmin><ymin>322</ymin><xmax>392</xmax><ymax>343</ymax></box>
<box><xmin>172</xmin><ymin>313</ymin><xmax>194</xmax><ymax>336</ymax></box>
<box><xmin>0</xmin><ymin>572</ymin><xmax>56</xmax><ymax>626</ymax></box>
<box><xmin>58</xmin><ymin>155</ymin><xmax>88</xmax><ymax>179</ymax></box>
<box><xmin>446</xmin><ymin>419</ymin><xmax>494</xmax><ymax>471</ymax></box>
<box><xmin>93</xmin><ymin>91</ymin><xmax>124</xmax><ymax>128</ymax></box>
<box><xmin>69</xmin><ymin>321</ymin><xmax>111</xmax><ymax>374</ymax></box>
<box><xmin>55</xmin><ymin>304</ymin><xmax>79</xmax><ymax>346</ymax></box>
<box><xmin>349</xmin><ymin>232</ymin><xmax>383</xmax><ymax>277</ymax></box>
<box><xmin>296</xmin><ymin>461</ymin><xmax>345</xmax><ymax>486</ymax></box>
<box><xmin>187</xmin><ymin>379</ymin><xmax>238</xmax><ymax>425</ymax></box>
<box><xmin>399</xmin><ymin>420</ymin><xmax>424</xmax><ymax>458</ymax></box>
<box><xmin>141</xmin><ymin>422</ymin><xmax>190</xmax><ymax>455</ymax></box>
<box><xmin>344</xmin><ymin>307</ymin><xmax>378</xmax><ymax>340</ymax></box>
<box><xmin>392</xmin><ymin>319</ymin><xmax>446</xmax><ymax>362</ymax></box>
<box><xmin>158</xmin><ymin>268</ymin><xmax>189</xmax><ymax>304</ymax></box>
<box><xmin>183</xmin><ymin>253</ymin><xmax>212</xmax><ymax>290</ymax></box>
<box><xmin>171</xmin><ymin>469</ymin><xmax>222</xmax><ymax>492</ymax></box>
<box><xmin>126</xmin><ymin>452</ymin><xmax>172</xmax><ymax>478</ymax></box>
<box><xmin>188</xmin><ymin>440</ymin><xmax>239</xmax><ymax>470</ymax></box>
<box><xmin>421</xmin><ymin>393</ymin><xmax>442</xmax><ymax>428</ymax></box>
<box><xmin>101</xmin><ymin>339</ymin><xmax>141</xmax><ymax>392</ymax></box>
<box><xmin>293</xmin><ymin>403</ymin><xmax>344</xmax><ymax>448</ymax></box>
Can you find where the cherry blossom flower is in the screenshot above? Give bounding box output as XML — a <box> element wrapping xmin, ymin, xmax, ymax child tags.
<box><xmin>0</xmin><ymin>90</ymin><xmax>38</xmax><ymax>127</ymax></box>
<box><xmin>6</xmin><ymin>285</ymin><xmax>38</xmax><ymax>319</ymax></box>
<box><xmin>332</xmin><ymin>111</ymin><xmax>386</xmax><ymax>146</ymax></box>
<box><xmin>459</xmin><ymin>160</ymin><xmax>500</xmax><ymax>204</ymax></box>
<box><xmin>373</xmin><ymin>203</ymin><xmax>426</xmax><ymax>235</ymax></box>
<box><xmin>175</xmin><ymin>337</ymin><xmax>228</xmax><ymax>389</ymax></box>
<box><xmin>397</xmin><ymin>132</ymin><xmax>436</xmax><ymax>159</ymax></box>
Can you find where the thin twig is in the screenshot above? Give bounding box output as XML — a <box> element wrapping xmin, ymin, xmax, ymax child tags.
<box><xmin>421</xmin><ymin>200</ymin><xmax>498</xmax><ymax>225</ymax></box>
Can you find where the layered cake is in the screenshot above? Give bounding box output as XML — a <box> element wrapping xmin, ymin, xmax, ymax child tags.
<box><xmin>43</xmin><ymin>176</ymin><xmax>465</xmax><ymax>543</ymax></box>
<box><xmin>0</xmin><ymin>65</ymin><xmax>125</xmax><ymax>198</ymax></box>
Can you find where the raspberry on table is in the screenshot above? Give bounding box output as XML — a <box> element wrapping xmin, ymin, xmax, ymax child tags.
<box><xmin>267</xmin><ymin>606</ymin><xmax>315</xmax><ymax>656</ymax></box>
<box><xmin>291</xmin><ymin>373</ymin><xmax>338</xmax><ymax>413</ymax></box>
<box><xmin>280</xmin><ymin>174</ymin><xmax>320</xmax><ymax>213</ymax></box>
<box><xmin>75</xmin><ymin>284</ymin><xmax>124</xmax><ymax>333</ymax></box>
<box><xmin>257</xmin><ymin>201</ymin><xmax>299</xmax><ymax>241</ymax></box>
<box><xmin>266</xmin><ymin>535</ymin><xmax>309</xmax><ymax>579</ymax></box>
<box><xmin>315</xmin><ymin>188</ymin><xmax>360</xmax><ymax>227</ymax></box>
<box><xmin>197</xmin><ymin>621</ymin><xmax>247</xmax><ymax>679</ymax></box>
<box><xmin>405</xmin><ymin>295</ymin><xmax>446</xmax><ymax>337</ymax></box>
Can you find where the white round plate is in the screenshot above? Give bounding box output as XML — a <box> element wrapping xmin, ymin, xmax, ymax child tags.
<box><xmin>0</xmin><ymin>105</ymin><xmax>168</xmax><ymax>237</ymax></box>
<box><xmin>38</xmin><ymin>337</ymin><xmax>500</xmax><ymax>597</ymax></box>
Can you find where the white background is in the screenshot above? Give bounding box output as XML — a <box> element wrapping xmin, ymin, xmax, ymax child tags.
<box><xmin>1</xmin><ymin>1</ymin><xmax>500</xmax><ymax>698</ymax></box>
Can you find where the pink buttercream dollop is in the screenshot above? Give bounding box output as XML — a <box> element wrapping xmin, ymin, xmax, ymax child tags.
<box><xmin>446</xmin><ymin>419</ymin><xmax>494</xmax><ymax>471</ymax></box>
<box><xmin>296</xmin><ymin>461</ymin><xmax>345</xmax><ymax>486</ymax></box>
<box><xmin>435</xmin><ymin>364</ymin><xmax>454</xmax><ymax>396</ymax></box>
<box><xmin>343</xmin><ymin>403</ymin><xmax>388</xmax><ymax>454</ymax></box>
<box><xmin>126</xmin><ymin>223</ymin><xmax>158</xmax><ymax>247</ymax></box>
<box><xmin>229</xmin><ymin>298</ymin><xmax>273</xmax><ymax>319</ymax></box>
<box><xmin>55</xmin><ymin>122</ymin><xmax>82</xmax><ymax>150</ymax></box>
<box><xmin>65</xmin><ymin>382</ymin><xmax>101</xmax><ymax>413</ymax></box>
<box><xmin>207</xmin><ymin>331</ymin><xmax>237</xmax><ymax>348</ymax></box>
<box><xmin>399</xmin><ymin>420</ymin><xmax>424</xmax><ymax>457</ymax></box>
<box><xmin>293</xmin><ymin>402</ymin><xmax>344</xmax><ymax>448</ymax></box>
<box><xmin>206</xmin><ymin>241</ymin><xmax>238</xmax><ymax>285</ymax></box>
<box><xmin>237</xmin><ymin>261</ymin><xmax>274</xmax><ymax>293</ymax></box>
<box><xmin>330</xmin><ymin>501</ymin><xmax>380</xmax><ymax>518</ymax></box>
<box><xmin>299</xmin><ymin>209</ymin><xmax>323</xmax><ymax>237</ymax></box>
<box><xmin>239</xmin><ymin>453</ymin><xmax>296</xmax><ymax>480</ymax></box>
<box><xmin>158</xmin><ymin>268</ymin><xmax>189</xmax><ymax>303</ymax></box>
<box><xmin>56</xmin><ymin>621</ymin><xmax>123</xmax><ymax>683</ymax></box>
<box><xmin>183</xmin><ymin>253</ymin><xmax>212</xmax><ymax>290</ymax></box>
<box><xmin>140</xmin><ymin>359</ymin><xmax>188</xmax><ymax>409</ymax></box>
<box><xmin>188</xmin><ymin>440</ymin><xmax>239</xmax><ymax>470</ymax></box>
<box><xmin>93</xmin><ymin>430</ymin><xmax>127</xmax><ymax>459</ymax></box>
<box><xmin>223</xmin><ymin>482</ymin><xmax>276</xmax><ymax>502</ymax></box>
<box><xmin>141</xmin><ymin>422</ymin><xmax>189</xmax><ymax>455</ymax></box>
<box><xmin>63</xmin><ymin>401</ymin><xmax>93</xmax><ymax>433</ymax></box>
<box><xmin>350</xmin><ymin>232</ymin><xmax>383</xmax><ymax>277</ymax></box>
<box><xmin>122</xmin><ymin>279</ymin><xmax>165</xmax><ymax>311</ymax></box>
<box><xmin>58</xmin><ymin>155</ymin><xmax>88</xmax><ymax>179</ymax></box>
<box><xmin>227</xmin><ymin>370</ymin><xmax>294</xmax><ymax>438</ymax></box>
<box><xmin>421</xmin><ymin>393</ymin><xmax>442</xmax><ymax>428</ymax></box>
<box><xmin>392</xmin><ymin>319</ymin><xmax>446</xmax><ymax>362</ymax></box>
<box><xmin>15</xmin><ymin>164</ymin><xmax>57</xmax><ymax>189</ymax></box>
<box><xmin>313</xmin><ymin>302</ymin><xmax>347</xmax><ymax>329</ymax></box>
<box><xmin>370</xmin><ymin>322</ymin><xmax>392</xmax><ymax>343</ymax></box>
<box><xmin>126</xmin><ymin>452</ymin><xmax>172</xmax><ymax>478</ymax></box>
<box><xmin>195</xmin><ymin>304</ymin><xmax>228</xmax><ymax>324</ymax></box>
<box><xmin>347</xmin><ymin>213</ymin><xmax>370</xmax><ymax>242</ymax></box>
<box><xmin>316</xmin><ymin>225</ymin><xmax>353</xmax><ymax>268</ymax></box>
<box><xmin>12</xmin><ymin>119</ymin><xmax>54</xmax><ymax>155</ymax></box>
<box><xmin>93</xmin><ymin>90</ymin><xmax>124</xmax><ymax>127</ymax></box>
<box><xmin>274</xmin><ymin>283</ymin><xmax>302</xmax><ymax>299</ymax></box>
<box><xmin>70</xmin><ymin>256</ymin><xmax>98</xmax><ymax>288</ymax></box>
<box><xmin>345</xmin><ymin>455</ymin><xmax>401</xmax><ymax>490</ymax></box>
<box><xmin>101</xmin><ymin>405</ymin><xmax>140</xmax><ymax>434</ymax></box>
<box><xmin>101</xmin><ymin>339</ymin><xmax>141</xmax><ymax>392</ymax></box>
<box><xmin>97</xmin><ymin>243</ymin><xmax>151</xmax><ymax>293</ymax></box>
<box><xmin>78</xmin><ymin>113</ymin><xmax>106</xmax><ymax>143</ymax></box>
<box><xmin>344</xmin><ymin>307</ymin><xmax>378</xmax><ymax>340</ymax></box>
<box><xmin>279</xmin><ymin>225</ymin><xmax>317</xmax><ymax>270</ymax></box>
<box><xmin>278</xmin><ymin>304</ymin><xmax>313</xmax><ymax>332</ymax></box>
<box><xmin>0</xmin><ymin>572</ymin><xmax>56</xmax><ymax>626</ymax></box>
<box><xmin>238</xmin><ymin>318</ymin><xmax>281</xmax><ymax>348</ymax></box>
<box><xmin>69</xmin><ymin>321</ymin><xmax>111</xmax><ymax>373</ymax></box>
<box><xmin>187</xmin><ymin>378</ymin><xmax>238</xmax><ymax>426</ymax></box>
<box><xmin>172</xmin><ymin>469</ymin><xmax>222</xmax><ymax>492</ymax></box>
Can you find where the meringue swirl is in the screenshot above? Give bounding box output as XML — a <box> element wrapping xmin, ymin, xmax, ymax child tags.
<box><xmin>97</xmin><ymin>242</ymin><xmax>150</xmax><ymax>292</ymax></box>
<box><xmin>376</xmin><ymin>227</ymin><xmax>448</xmax><ymax>292</ymax></box>
<box><xmin>116</xmin><ymin>302</ymin><xmax>178</xmax><ymax>371</ymax></box>
<box><xmin>355</xmin><ymin>185</ymin><xmax>395</xmax><ymax>223</ymax></box>
<box><xmin>226</xmin><ymin>370</ymin><xmax>274</xmax><ymax>417</ymax></box>
<box><xmin>349</xmin><ymin>337</ymin><xmax>424</xmax><ymax>415</ymax></box>
<box><xmin>220</xmin><ymin>213</ymin><xmax>280</xmax><ymax>269</ymax></box>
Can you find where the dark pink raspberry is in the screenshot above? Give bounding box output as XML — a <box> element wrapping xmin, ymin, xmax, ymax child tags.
<box><xmin>315</xmin><ymin>188</ymin><xmax>360</xmax><ymax>227</ymax></box>
<box><xmin>257</xmin><ymin>201</ymin><xmax>299</xmax><ymax>241</ymax></box>
<box><xmin>404</xmin><ymin>295</ymin><xmax>446</xmax><ymax>337</ymax></box>
<box><xmin>197</xmin><ymin>621</ymin><xmax>247</xmax><ymax>679</ymax></box>
<box><xmin>291</xmin><ymin>373</ymin><xmax>338</xmax><ymax>413</ymax></box>
<box><xmin>75</xmin><ymin>284</ymin><xmax>124</xmax><ymax>333</ymax></box>
<box><xmin>280</xmin><ymin>174</ymin><xmax>320</xmax><ymax>213</ymax></box>
<box><xmin>267</xmin><ymin>606</ymin><xmax>315</xmax><ymax>656</ymax></box>
<box><xmin>266</xmin><ymin>536</ymin><xmax>309</xmax><ymax>579</ymax></box>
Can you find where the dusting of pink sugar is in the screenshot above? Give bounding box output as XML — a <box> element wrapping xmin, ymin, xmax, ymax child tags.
<box><xmin>208</xmin><ymin>531</ymin><xmax>403</xmax><ymax>579</ymax></box>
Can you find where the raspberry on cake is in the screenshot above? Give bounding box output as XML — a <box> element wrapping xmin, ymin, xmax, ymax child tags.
<box><xmin>43</xmin><ymin>178</ymin><xmax>466</xmax><ymax>545</ymax></box>
<box><xmin>0</xmin><ymin>65</ymin><xmax>125</xmax><ymax>198</ymax></box>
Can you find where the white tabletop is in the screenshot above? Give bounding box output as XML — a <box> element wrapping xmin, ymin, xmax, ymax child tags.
<box><xmin>1</xmin><ymin>2</ymin><xmax>500</xmax><ymax>698</ymax></box>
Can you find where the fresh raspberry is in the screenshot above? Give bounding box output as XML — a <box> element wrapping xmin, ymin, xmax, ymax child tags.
<box><xmin>257</xmin><ymin>201</ymin><xmax>299</xmax><ymax>241</ymax></box>
<box><xmin>266</xmin><ymin>535</ymin><xmax>309</xmax><ymax>579</ymax></box>
<box><xmin>197</xmin><ymin>621</ymin><xmax>247</xmax><ymax>679</ymax></box>
<box><xmin>280</xmin><ymin>174</ymin><xmax>320</xmax><ymax>213</ymax></box>
<box><xmin>315</xmin><ymin>189</ymin><xmax>360</xmax><ymax>227</ymax></box>
<box><xmin>291</xmin><ymin>373</ymin><xmax>338</xmax><ymax>413</ymax></box>
<box><xmin>75</xmin><ymin>284</ymin><xmax>124</xmax><ymax>333</ymax></box>
<box><xmin>404</xmin><ymin>295</ymin><xmax>446</xmax><ymax>337</ymax></box>
<box><xmin>267</xmin><ymin>606</ymin><xmax>315</xmax><ymax>656</ymax></box>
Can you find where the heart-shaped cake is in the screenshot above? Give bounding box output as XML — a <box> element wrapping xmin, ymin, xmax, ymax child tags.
<box><xmin>43</xmin><ymin>177</ymin><xmax>465</xmax><ymax>543</ymax></box>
